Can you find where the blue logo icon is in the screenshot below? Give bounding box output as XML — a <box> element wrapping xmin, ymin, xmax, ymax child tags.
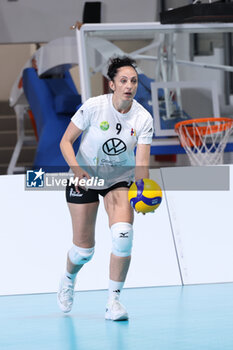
<box><xmin>26</xmin><ymin>168</ymin><xmax>45</xmax><ymax>188</ymax></box>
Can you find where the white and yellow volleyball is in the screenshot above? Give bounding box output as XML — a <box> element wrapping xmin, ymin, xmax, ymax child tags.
<box><xmin>128</xmin><ymin>178</ymin><xmax>162</xmax><ymax>214</ymax></box>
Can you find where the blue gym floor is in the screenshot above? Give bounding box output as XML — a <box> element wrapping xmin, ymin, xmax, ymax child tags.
<box><xmin>1</xmin><ymin>283</ymin><xmax>233</xmax><ymax>350</ymax></box>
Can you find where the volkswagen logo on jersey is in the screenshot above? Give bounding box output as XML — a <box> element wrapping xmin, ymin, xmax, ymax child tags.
<box><xmin>102</xmin><ymin>138</ymin><xmax>127</xmax><ymax>156</ymax></box>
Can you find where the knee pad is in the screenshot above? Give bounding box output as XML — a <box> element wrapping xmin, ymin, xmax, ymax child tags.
<box><xmin>68</xmin><ymin>244</ymin><xmax>95</xmax><ymax>265</ymax></box>
<box><xmin>111</xmin><ymin>222</ymin><xmax>133</xmax><ymax>257</ymax></box>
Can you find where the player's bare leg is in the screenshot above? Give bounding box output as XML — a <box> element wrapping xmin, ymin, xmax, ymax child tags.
<box><xmin>104</xmin><ymin>188</ymin><xmax>134</xmax><ymax>320</ymax></box>
<box><xmin>57</xmin><ymin>201</ymin><xmax>99</xmax><ymax>313</ymax></box>
<box><xmin>67</xmin><ymin>201</ymin><xmax>99</xmax><ymax>271</ymax></box>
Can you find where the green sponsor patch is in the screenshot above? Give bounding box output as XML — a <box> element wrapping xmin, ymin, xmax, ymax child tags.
<box><xmin>100</xmin><ymin>121</ymin><xmax>109</xmax><ymax>131</ymax></box>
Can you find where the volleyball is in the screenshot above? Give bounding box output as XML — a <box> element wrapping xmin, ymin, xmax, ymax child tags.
<box><xmin>128</xmin><ymin>178</ymin><xmax>162</xmax><ymax>214</ymax></box>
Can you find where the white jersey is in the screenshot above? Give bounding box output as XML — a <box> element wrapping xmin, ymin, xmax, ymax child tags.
<box><xmin>71</xmin><ymin>94</ymin><xmax>153</xmax><ymax>189</ymax></box>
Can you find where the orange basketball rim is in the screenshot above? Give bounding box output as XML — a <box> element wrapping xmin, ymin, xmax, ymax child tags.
<box><xmin>175</xmin><ymin>117</ymin><xmax>233</xmax><ymax>148</ymax></box>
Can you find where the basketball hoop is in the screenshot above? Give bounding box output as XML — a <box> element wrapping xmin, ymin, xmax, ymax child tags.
<box><xmin>175</xmin><ymin>117</ymin><xmax>233</xmax><ymax>166</ymax></box>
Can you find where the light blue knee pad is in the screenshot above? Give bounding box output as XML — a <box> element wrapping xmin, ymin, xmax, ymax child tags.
<box><xmin>111</xmin><ymin>222</ymin><xmax>133</xmax><ymax>257</ymax></box>
<box><xmin>68</xmin><ymin>244</ymin><xmax>95</xmax><ymax>265</ymax></box>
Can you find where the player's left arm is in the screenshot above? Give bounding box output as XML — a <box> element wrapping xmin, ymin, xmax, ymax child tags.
<box><xmin>135</xmin><ymin>143</ymin><xmax>151</xmax><ymax>181</ymax></box>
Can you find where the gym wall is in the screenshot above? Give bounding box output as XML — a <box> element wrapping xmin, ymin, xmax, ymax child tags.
<box><xmin>0</xmin><ymin>0</ymin><xmax>158</xmax><ymax>101</ymax></box>
<box><xmin>0</xmin><ymin>165</ymin><xmax>232</xmax><ymax>296</ymax></box>
<box><xmin>0</xmin><ymin>0</ymin><xmax>158</xmax><ymax>44</ymax></box>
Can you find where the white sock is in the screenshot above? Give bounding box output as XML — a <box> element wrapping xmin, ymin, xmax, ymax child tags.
<box><xmin>108</xmin><ymin>280</ymin><xmax>125</xmax><ymax>300</ymax></box>
<box><xmin>64</xmin><ymin>270</ymin><xmax>77</xmax><ymax>284</ymax></box>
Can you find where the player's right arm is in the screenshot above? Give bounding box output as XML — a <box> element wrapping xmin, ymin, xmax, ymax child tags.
<box><xmin>60</xmin><ymin>121</ymin><xmax>90</xmax><ymax>189</ymax></box>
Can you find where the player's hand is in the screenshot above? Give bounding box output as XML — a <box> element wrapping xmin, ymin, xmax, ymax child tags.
<box><xmin>73</xmin><ymin>166</ymin><xmax>91</xmax><ymax>193</ymax></box>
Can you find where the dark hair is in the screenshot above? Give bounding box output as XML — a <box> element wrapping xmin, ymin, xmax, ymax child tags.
<box><xmin>107</xmin><ymin>56</ymin><xmax>137</xmax><ymax>81</ymax></box>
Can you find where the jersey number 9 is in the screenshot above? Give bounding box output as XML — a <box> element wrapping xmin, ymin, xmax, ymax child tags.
<box><xmin>116</xmin><ymin>123</ymin><xmax>122</xmax><ymax>135</ymax></box>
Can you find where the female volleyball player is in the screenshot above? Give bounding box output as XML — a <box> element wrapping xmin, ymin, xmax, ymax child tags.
<box><xmin>57</xmin><ymin>56</ymin><xmax>153</xmax><ymax>321</ymax></box>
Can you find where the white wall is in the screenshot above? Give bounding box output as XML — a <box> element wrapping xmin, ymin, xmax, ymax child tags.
<box><xmin>163</xmin><ymin>165</ymin><xmax>233</xmax><ymax>285</ymax></box>
<box><xmin>101</xmin><ymin>0</ymin><xmax>157</xmax><ymax>23</ymax></box>
<box><xmin>0</xmin><ymin>0</ymin><xmax>158</xmax><ymax>101</ymax></box>
<box><xmin>0</xmin><ymin>0</ymin><xmax>81</xmax><ymax>44</ymax></box>
<box><xmin>0</xmin><ymin>0</ymin><xmax>158</xmax><ymax>44</ymax></box>
<box><xmin>0</xmin><ymin>169</ymin><xmax>181</xmax><ymax>296</ymax></box>
<box><xmin>1</xmin><ymin>165</ymin><xmax>233</xmax><ymax>296</ymax></box>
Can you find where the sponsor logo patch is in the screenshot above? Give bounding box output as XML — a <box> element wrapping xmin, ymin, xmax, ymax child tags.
<box><xmin>100</xmin><ymin>121</ymin><xmax>109</xmax><ymax>131</ymax></box>
<box><xmin>131</xmin><ymin>128</ymin><xmax>136</xmax><ymax>136</ymax></box>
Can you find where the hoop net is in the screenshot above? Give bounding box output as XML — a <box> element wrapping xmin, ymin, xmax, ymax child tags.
<box><xmin>175</xmin><ymin>117</ymin><xmax>233</xmax><ymax>166</ymax></box>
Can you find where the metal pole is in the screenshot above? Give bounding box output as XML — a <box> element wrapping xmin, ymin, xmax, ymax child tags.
<box><xmin>223</xmin><ymin>33</ymin><xmax>232</xmax><ymax>105</ymax></box>
<box><xmin>223</xmin><ymin>0</ymin><xmax>233</xmax><ymax>105</ymax></box>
